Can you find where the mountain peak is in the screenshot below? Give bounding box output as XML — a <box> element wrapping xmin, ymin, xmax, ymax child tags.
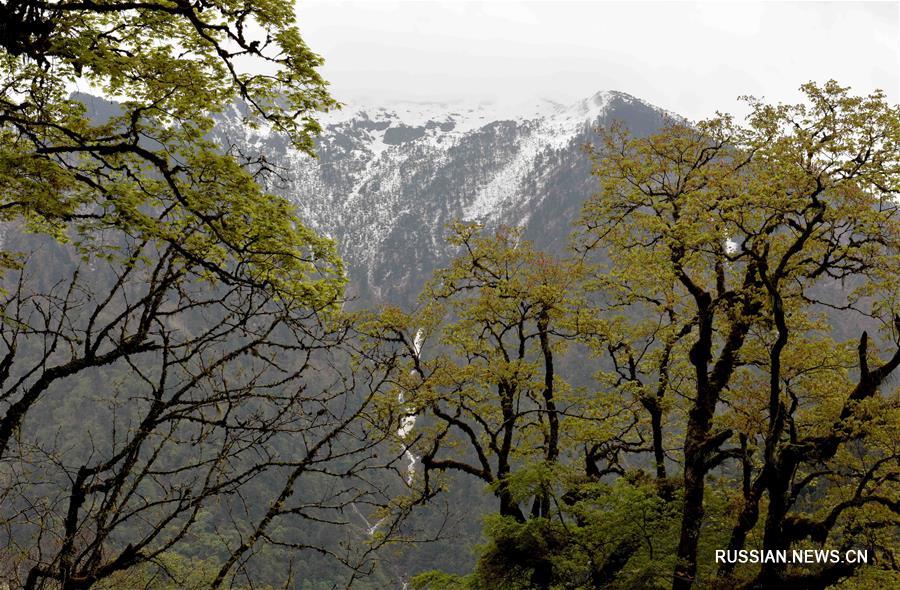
<box><xmin>341</xmin><ymin>92</ymin><xmax>650</xmax><ymax>135</ymax></box>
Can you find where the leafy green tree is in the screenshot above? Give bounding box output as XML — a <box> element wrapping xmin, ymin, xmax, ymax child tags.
<box><xmin>377</xmin><ymin>223</ymin><xmax>585</xmax><ymax>588</ymax></box>
<box><xmin>0</xmin><ymin>0</ymin><xmax>340</xmax><ymax>296</ymax></box>
<box><xmin>408</xmin><ymin>82</ymin><xmax>899</xmax><ymax>590</ymax></box>
<box><xmin>576</xmin><ymin>81</ymin><xmax>900</xmax><ymax>589</ymax></box>
<box><xmin>377</xmin><ymin>224</ymin><xmax>576</xmax><ymax>517</ymax></box>
<box><xmin>375</xmin><ymin>224</ymin><xmax>680</xmax><ymax>589</ymax></box>
<box><xmin>0</xmin><ymin>3</ymin><xmax>407</xmax><ymax>589</ymax></box>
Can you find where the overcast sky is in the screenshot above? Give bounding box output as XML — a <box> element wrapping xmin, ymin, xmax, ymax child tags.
<box><xmin>295</xmin><ymin>0</ymin><xmax>899</xmax><ymax>121</ymax></box>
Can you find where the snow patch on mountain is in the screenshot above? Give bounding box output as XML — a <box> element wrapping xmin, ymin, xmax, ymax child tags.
<box><xmin>463</xmin><ymin>91</ymin><xmax>616</xmax><ymax>221</ymax></box>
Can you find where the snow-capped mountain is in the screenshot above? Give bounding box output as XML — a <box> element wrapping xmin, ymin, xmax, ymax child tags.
<box><xmin>215</xmin><ymin>91</ymin><xmax>675</xmax><ymax>304</ymax></box>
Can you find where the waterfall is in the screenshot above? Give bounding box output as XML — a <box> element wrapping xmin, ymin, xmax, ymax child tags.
<box><xmin>397</xmin><ymin>329</ymin><xmax>424</xmax><ymax>485</ymax></box>
<box><xmin>353</xmin><ymin>329</ymin><xmax>424</xmax><ymax>538</ymax></box>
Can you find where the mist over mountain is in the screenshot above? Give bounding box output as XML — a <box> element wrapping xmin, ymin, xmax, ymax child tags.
<box><xmin>207</xmin><ymin>90</ymin><xmax>674</xmax><ymax>304</ymax></box>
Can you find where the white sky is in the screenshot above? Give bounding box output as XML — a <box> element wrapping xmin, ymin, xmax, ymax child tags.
<box><xmin>295</xmin><ymin>0</ymin><xmax>899</xmax><ymax>121</ymax></box>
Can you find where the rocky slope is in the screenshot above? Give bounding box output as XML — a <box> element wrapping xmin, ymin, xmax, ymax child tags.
<box><xmin>210</xmin><ymin>90</ymin><xmax>675</xmax><ymax>304</ymax></box>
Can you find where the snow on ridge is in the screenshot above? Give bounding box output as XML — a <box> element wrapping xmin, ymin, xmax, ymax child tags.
<box><xmin>216</xmin><ymin>90</ymin><xmax>668</xmax><ymax>270</ymax></box>
<box><xmin>316</xmin><ymin>96</ymin><xmax>568</xmax><ymax>135</ymax></box>
<box><xmin>462</xmin><ymin>91</ymin><xmax>618</xmax><ymax>222</ymax></box>
<box><xmin>291</xmin><ymin>90</ymin><xmax>638</xmax><ymax>237</ymax></box>
<box><xmin>555</xmin><ymin>90</ymin><xmax>613</xmax><ymax>124</ymax></box>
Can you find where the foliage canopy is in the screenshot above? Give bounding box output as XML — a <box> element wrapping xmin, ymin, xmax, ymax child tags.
<box><xmin>399</xmin><ymin>81</ymin><xmax>900</xmax><ymax>590</ymax></box>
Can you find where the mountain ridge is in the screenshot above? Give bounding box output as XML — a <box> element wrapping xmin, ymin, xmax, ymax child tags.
<box><xmin>209</xmin><ymin>89</ymin><xmax>674</xmax><ymax>304</ymax></box>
